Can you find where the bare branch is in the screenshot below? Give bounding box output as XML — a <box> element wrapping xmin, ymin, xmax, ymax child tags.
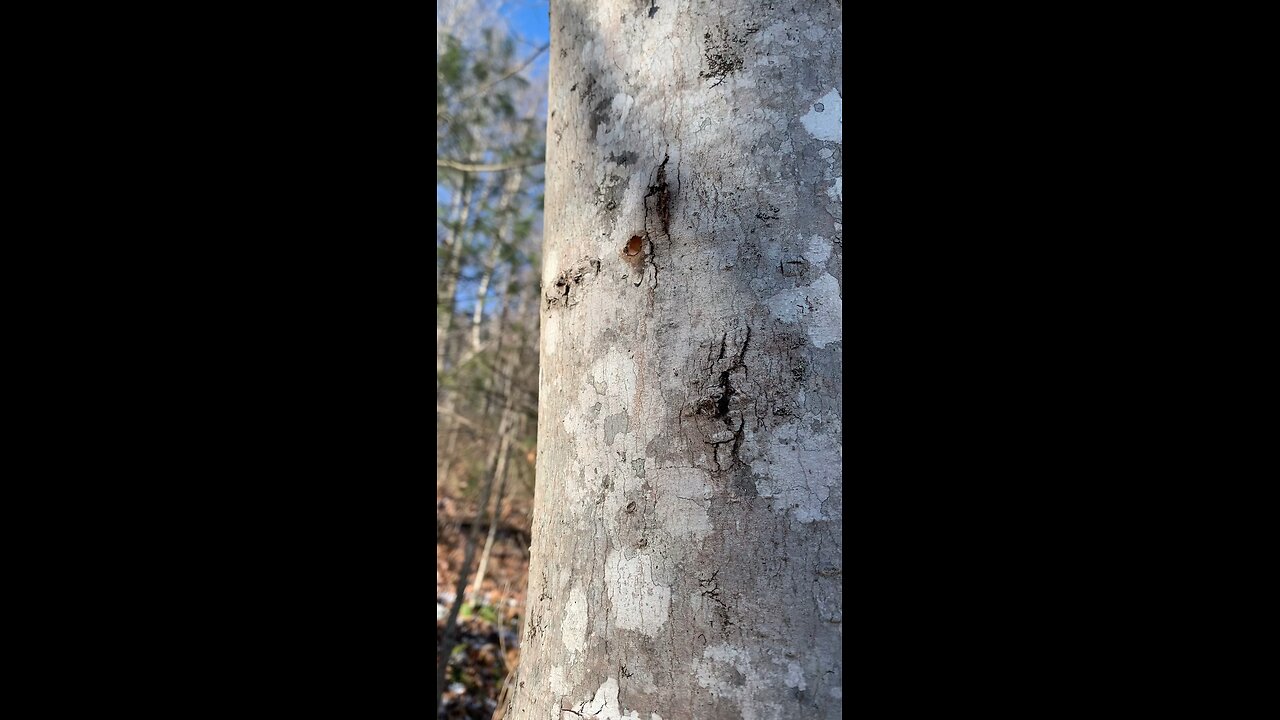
<box><xmin>447</xmin><ymin>42</ymin><xmax>550</xmax><ymax>113</ymax></box>
<box><xmin>436</xmin><ymin>405</ymin><xmax>478</xmax><ymax>428</ymax></box>
<box><xmin>437</xmin><ymin>157</ymin><xmax>544</xmax><ymax>173</ymax></box>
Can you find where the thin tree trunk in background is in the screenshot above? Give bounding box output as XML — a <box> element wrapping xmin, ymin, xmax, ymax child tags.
<box><xmin>471</xmin><ymin>321</ymin><xmax>522</xmax><ymax>604</ymax></box>
<box><xmin>436</xmin><ymin>404</ymin><xmax>517</xmax><ymax>717</ymax></box>
<box><xmin>437</xmin><ymin>178</ymin><xmax>473</xmax><ymax>487</ymax></box>
<box><xmin>437</xmin><ymin>168</ymin><xmax>496</xmax><ymax>492</ymax></box>
<box><xmin>481</xmin><ymin>273</ymin><xmax>521</xmax><ymax>419</ymax></box>
<box><xmin>437</xmin><ymin>182</ymin><xmax>465</xmax><ymax>290</ymax></box>
<box><xmin>439</xmin><ymin>260</ymin><xmax>519</xmax><ymax>493</ymax></box>
<box><xmin>436</xmin><ymin>333</ymin><xmax>524</xmax><ymax>717</ymax></box>
<box><xmin>470</xmin><ymin>170</ymin><xmax>525</xmax><ymax>353</ymax></box>
<box><xmin>470</xmin><ymin>241</ymin><xmax>503</xmax><ymax>353</ymax></box>
<box><xmin>437</xmin><ymin>176</ymin><xmax>472</xmax><ymax>308</ymax></box>
<box><xmin>436</xmin><ymin>405</ymin><xmax>463</xmax><ymax>495</ymax></box>
<box><xmin>509</xmin><ymin>1</ymin><xmax>842</xmax><ymax>718</ymax></box>
<box><xmin>438</xmin><ymin>177</ymin><xmax>475</xmax><ymax>377</ymax></box>
<box><xmin>471</xmin><ymin>429</ymin><xmax>512</xmax><ymax>605</ymax></box>
<box><xmin>470</xmin><ymin>425</ymin><xmax>512</xmax><ymax>605</ymax></box>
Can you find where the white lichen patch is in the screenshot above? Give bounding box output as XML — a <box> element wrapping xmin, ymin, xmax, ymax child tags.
<box><xmin>803</xmin><ymin>235</ymin><xmax>832</xmax><ymax>266</ymax></box>
<box><xmin>570</xmin><ymin>676</ymin><xmax>660</xmax><ymax>712</ymax></box>
<box><xmin>693</xmin><ymin>644</ymin><xmax>783</xmax><ymax>720</ymax></box>
<box><xmin>605</xmin><ymin>549</ymin><xmax>670</xmax><ymax>636</ymax></box>
<box><xmin>749</xmin><ymin>418</ymin><xmax>840</xmax><ymax>524</ymax></box>
<box><xmin>611</xmin><ymin>92</ymin><xmax>635</xmax><ymax>127</ymax></box>
<box><xmin>562</xmin><ymin>585</ymin><xmax>589</xmax><ymax>657</ymax></box>
<box><xmin>579</xmin><ymin>39</ymin><xmax>598</xmax><ymax>66</ymax></box>
<box><xmin>695</xmin><ymin>644</ymin><xmax>749</xmax><ymax>694</ymax></box>
<box><xmin>785</xmin><ymin>661</ymin><xmax>806</xmax><ymax>690</ymax></box>
<box><xmin>826</xmin><ymin>177</ymin><xmax>842</xmax><ymax>202</ymax></box>
<box><xmin>549</xmin><ymin>665</ymin><xmax>569</xmax><ymax>697</ymax></box>
<box><xmin>593</xmin><ymin>346</ymin><xmax>638</xmax><ymax>402</ymax></box>
<box><xmin>541</xmin><ymin>247</ymin><xmax>560</xmax><ymax>293</ymax></box>
<box><xmin>800</xmin><ymin>88</ymin><xmax>842</xmax><ymax>143</ymax></box>
<box><xmin>570</xmin><ymin>676</ymin><xmax>655</xmax><ymax>720</ymax></box>
<box><xmin>803</xmin><ymin>24</ymin><xmax>828</xmax><ymax>42</ymax></box>
<box><xmin>577</xmin><ymin>677</ymin><xmax>623</xmax><ymax>719</ymax></box>
<box><xmin>543</xmin><ymin>312</ymin><xmax>559</xmax><ymax>356</ymax></box>
<box><xmin>561</xmin><ymin>347</ymin><xmax>641</xmax><ymax>505</ymax></box>
<box><xmin>765</xmin><ymin>272</ymin><xmax>842</xmax><ymax>349</ymax></box>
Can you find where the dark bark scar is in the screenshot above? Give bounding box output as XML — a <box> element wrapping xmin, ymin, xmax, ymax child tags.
<box><xmin>644</xmin><ymin>154</ymin><xmax>671</xmax><ymax>241</ymax></box>
<box><xmin>637</xmin><ymin>153</ymin><xmax>671</xmax><ymax>294</ymax></box>
<box><xmin>687</xmin><ymin>326</ymin><xmax>752</xmax><ymax>473</ymax></box>
<box><xmin>545</xmin><ymin>257</ymin><xmax>602</xmax><ymax>308</ymax></box>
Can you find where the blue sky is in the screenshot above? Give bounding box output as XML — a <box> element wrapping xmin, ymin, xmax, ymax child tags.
<box><xmin>505</xmin><ymin>0</ymin><xmax>549</xmax><ymax>43</ymax></box>
<box><xmin>502</xmin><ymin>0</ymin><xmax>551</xmax><ymax>80</ymax></box>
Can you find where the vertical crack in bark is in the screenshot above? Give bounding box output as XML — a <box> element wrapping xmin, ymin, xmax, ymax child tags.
<box><xmin>694</xmin><ymin>326</ymin><xmax>752</xmax><ymax>474</ymax></box>
<box><xmin>698</xmin><ymin>570</ymin><xmax>735</xmax><ymax>641</ymax></box>
<box><xmin>642</xmin><ymin>154</ymin><xmax>670</xmax><ymax>298</ymax></box>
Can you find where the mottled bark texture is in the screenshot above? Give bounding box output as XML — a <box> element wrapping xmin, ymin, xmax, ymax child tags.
<box><xmin>508</xmin><ymin>1</ymin><xmax>841</xmax><ymax>718</ymax></box>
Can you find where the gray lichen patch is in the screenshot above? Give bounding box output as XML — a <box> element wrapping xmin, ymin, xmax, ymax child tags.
<box><xmin>603</xmin><ymin>412</ymin><xmax>630</xmax><ymax>445</ymax></box>
<box><xmin>595</xmin><ymin>173</ymin><xmax>626</xmax><ymax>214</ymax></box>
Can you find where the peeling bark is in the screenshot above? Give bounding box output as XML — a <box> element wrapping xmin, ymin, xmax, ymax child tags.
<box><xmin>510</xmin><ymin>1</ymin><xmax>841</xmax><ymax>718</ymax></box>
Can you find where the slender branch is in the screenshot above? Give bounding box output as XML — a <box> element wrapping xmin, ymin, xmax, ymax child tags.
<box><xmin>436</xmin><ymin>405</ymin><xmax>478</xmax><ymax>428</ymax></box>
<box><xmin>437</xmin><ymin>157</ymin><xmax>544</xmax><ymax>173</ymax></box>
<box><xmin>446</xmin><ymin>42</ymin><xmax>550</xmax><ymax>113</ymax></box>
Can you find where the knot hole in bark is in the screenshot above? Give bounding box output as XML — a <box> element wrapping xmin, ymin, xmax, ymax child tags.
<box><xmin>620</xmin><ymin>234</ymin><xmax>650</xmax><ymax>287</ymax></box>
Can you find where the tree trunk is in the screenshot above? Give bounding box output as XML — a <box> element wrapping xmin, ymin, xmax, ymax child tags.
<box><xmin>509</xmin><ymin>1</ymin><xmax>842</xmax><ymax>718</ymax></box>
<box><xmin>472</xmin><ymin>425</ymin><xmax>513</xmax><ymax>604</ymax></box>
<box><xmin>471</xmin><ymin>170</ymin><xmax>526</xmax><ymax>353</ymax></box>
<box><xmin>438</xmin><ymin>176</ymin><xmax>475</xmax><ymax>378</ymax></box>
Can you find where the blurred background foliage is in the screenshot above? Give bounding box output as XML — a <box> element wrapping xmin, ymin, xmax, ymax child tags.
<box><xmin>436</xmin><ymin>1</ymin><xmax>548</xmax><ymax>717</ymax></box>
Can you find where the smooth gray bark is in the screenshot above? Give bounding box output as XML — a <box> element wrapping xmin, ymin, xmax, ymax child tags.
<box><xmin>509</xmin><ymin>1</ymin><xmax>841</xmax><ymax>718</ymax></box>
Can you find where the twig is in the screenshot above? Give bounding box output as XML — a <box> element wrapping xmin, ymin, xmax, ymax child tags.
<box><xmin>492</xmin><ymin>665</ymin><xmax>517</xmax><ymax>720</ymax></box>
<box><xmin>436</xmin><ymin>404</ymin><xmax>478</xmax><ymax>428</ymax></box>
<box><xmin>447</xmin><ymin>42</ymin><xmax>550</xmax><ymax>112</ymax></box>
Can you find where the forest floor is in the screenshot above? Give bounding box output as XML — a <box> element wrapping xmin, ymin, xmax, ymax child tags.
<box><xmin>437</xmin><ymin>492</ymin><xmax>532</xmax><ymax>719</ymax></box>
